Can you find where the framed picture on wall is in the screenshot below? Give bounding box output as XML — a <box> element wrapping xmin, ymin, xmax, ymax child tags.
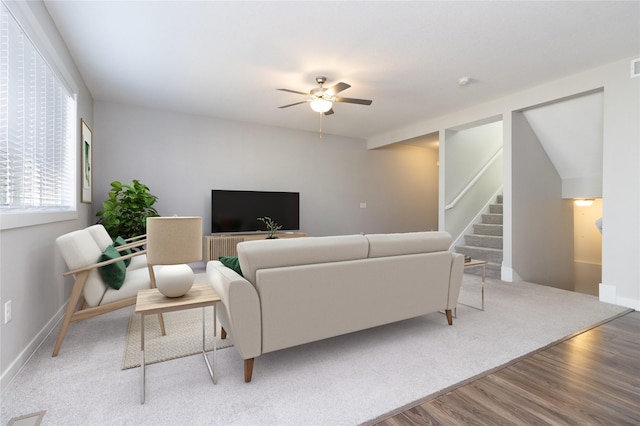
<box><xmin>81</xmin><ymin>119</ymin><xmax>93</xmax><ymax>204</ymax></box>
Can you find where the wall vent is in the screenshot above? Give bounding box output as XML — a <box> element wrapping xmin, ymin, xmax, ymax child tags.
<box><xmin>632</xmin><ymin>58</ymin><xmax>640</xmax><ymax>78</ymax></box>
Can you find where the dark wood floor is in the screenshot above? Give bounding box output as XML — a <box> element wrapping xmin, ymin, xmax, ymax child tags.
<box><xmin>373</xmin><ymin>311</ymin><xmax>640</xmax><ymax>426</ymax></box>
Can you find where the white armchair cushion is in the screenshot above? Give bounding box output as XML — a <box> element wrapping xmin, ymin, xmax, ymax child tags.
<box><xmin>86</xmin><ymin>224</ymin><xmax>113</xmax><ymax>251</ymax></box>
<box><xmin>56</xmin><ymin>229</ymin><xmax>108</xmax><ymax>308</ymax></box>
<box><xmin>100</xmin><ymin>267</ymin><xmax>153</xmax><ymax>305</ymax></box>
<box><xmin>127</xmin><ymin>255</ymin><xmax>148</xmax><ymax>271</ymax></box>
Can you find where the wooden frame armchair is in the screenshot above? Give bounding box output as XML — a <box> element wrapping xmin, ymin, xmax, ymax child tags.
<box><xmin>53</xmin><ymin>227</ymin><xmax>165</xmax><ymax>357</ymax></box>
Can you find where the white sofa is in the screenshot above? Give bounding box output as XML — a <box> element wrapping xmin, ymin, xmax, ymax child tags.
<box><xmin>206</xmin><ymin>231</ymin><xmax>464</xmax><ymax>382</ymax></box>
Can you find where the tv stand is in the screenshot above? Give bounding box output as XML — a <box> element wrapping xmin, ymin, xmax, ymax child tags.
<box><xmin>204</xmin><ymin>232</ymin><xmax>307</xmax><ymax>261</ymax></box>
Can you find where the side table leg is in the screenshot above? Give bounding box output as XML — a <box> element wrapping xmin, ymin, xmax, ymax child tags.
<box><xmin>202</xmin><ymin>305</ymin><xmax>216</xmax><ymax>384</ymax></box>
<box><xmin>213</xmin><ymin>304</ymin><xmax>217</xmax><ymax>383</ymax></box>
<box><xmin>140</xmin><ymin>313</ymin><xmax>145</xmax><ymax>404</ymax></box>
<box><xmin>481</xmin><ymin>264</ymin><xmax>485</xmax><ymax>311</ymax></box>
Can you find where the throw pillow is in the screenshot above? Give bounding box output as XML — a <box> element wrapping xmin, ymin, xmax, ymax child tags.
<box><xmin>113</xmin><ymin>236</ymin><xmax>132</xmax><ymax>267</ymax></box>
<box><xmin>219</xmin><ymin>256</ymin><xmax>243</xmax><ymax>276</ymax></box>
<box><xmin>98</xmin><ymin>245</ymin><xmax>127</xmax><ymax>290</ymax></box>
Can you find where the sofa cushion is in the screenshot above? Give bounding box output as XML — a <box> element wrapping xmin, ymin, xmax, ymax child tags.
<box><xmin>113</xmin><ymin>236</ymin><xmax>132</xmax><ymax>267</ymax></box>
<box><xmin>366</xmin><ymin>231</ymin><xmax>452</xmax><ymax>258</ymax></box>
<box><xmin>97</xmin><ymin>245</ymin><xmax>127</xmax><ymax>290</ymax></box>
<box><xmin>219</xmin><ymin>256</ymin><xmax>243</xmax><ymax>276</ymax></box>
<box><xmin>237</xmin><ymin>235</ymin><xmax>369</xmax><ymax>285</ymax></box>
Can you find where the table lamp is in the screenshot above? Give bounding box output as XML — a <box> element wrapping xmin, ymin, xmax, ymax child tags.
<box><xmin>146</xmin><ymin>216</ymin><xmax>202</xmax><ymax>297</ymax></box>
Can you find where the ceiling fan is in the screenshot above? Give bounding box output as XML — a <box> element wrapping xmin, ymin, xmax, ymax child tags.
<box><xmin>277</xmin><ymin>76</ymin><xmax>372</xmax><ymax>115</ymax></box>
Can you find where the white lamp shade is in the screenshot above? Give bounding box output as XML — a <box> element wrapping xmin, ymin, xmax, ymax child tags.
<box><xmin>146</xmin><ymin>216</ymin><xmax>202</xmax><ymax>265</ymax></box>
<box><xmin>310</xmin><ymin>98</ymin><xmax>333</xmax><ymax>113</ymax></box>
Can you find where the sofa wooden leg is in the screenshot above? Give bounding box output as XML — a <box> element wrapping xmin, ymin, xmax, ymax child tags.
<box><xmin>244</xmin><ymin>358</ymin><xmax>254</xmax><ymax>382</ymax></box>
<box><xmin>221</xmin><ymin>326</ymin><xmax>227</xmax><ymax>340</ymax></box>
<box><xmin>445</xmin><ymin>309</ymin><xmax>453</xmax><ymax>325</ymax></box>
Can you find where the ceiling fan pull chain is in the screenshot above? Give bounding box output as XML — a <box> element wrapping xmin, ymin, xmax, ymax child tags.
<box><xmin>319</xmin><ymin>112</ymin><xmax>323</xmax><ymax>139</ymax></box>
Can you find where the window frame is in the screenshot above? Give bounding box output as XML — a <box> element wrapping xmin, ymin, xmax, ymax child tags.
<box><xmin>1</xmin><ymin>1</ymin><xmax>79</xmax><ymax>230</ymax></box>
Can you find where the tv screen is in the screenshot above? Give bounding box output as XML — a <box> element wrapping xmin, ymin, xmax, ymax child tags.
<box><xmin>211</xmin><ymin>190</ymin><xmax>300</xmax><ymax>233</ymax></box>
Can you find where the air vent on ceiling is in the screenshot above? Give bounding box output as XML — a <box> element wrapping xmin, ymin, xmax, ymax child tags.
<box><xmin>632</xmin><ymin>58</ymin><xmax>640</xmax><ymax>78</ymax></box>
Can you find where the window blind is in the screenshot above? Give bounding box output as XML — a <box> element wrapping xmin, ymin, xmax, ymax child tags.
<box><xmin>1</xmin><ymin>4</ymin><xmax>75</xmax><ymax>211</ymax></box>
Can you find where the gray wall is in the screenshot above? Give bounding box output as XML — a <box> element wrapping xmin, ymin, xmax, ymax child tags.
<box><xmin>1</xmin><ymin>0</ymin><xmax>94</xmax><ymax>389</ymax></box>
<box><xmin>511</xmin><ymin>111</ymin><xmax>574</xmax><ymax>290</ymax></box>
<box><xmin>93</xmin><ymin>102</ymin><xmax>438</xmax><ymax>237</ymax></box>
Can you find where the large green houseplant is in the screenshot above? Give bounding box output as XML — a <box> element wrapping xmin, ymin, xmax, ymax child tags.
<box><xmin>96</xmin><ymin>180</ymin><xmax>160</xmax><ymax>239</ymax></box>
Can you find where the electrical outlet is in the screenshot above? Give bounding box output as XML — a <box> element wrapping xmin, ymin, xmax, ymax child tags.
<box><xmin>4</xmin><ymin>301</ymin><xmax>11</xmax><ymax>324</ymax></box>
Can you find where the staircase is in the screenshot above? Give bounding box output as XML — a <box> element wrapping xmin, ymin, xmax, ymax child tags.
<box><xmin>455</xmin><ymin>195</ymin><xmax>503</xmax><ymax>279</ymax></box>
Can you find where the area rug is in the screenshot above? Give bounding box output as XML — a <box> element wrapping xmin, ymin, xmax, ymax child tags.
<box><xmin>121</xmin><ymin>306</ymin><xmax>233</xmax><ymax>369</ymax></box>
<box><xmin>2</xmin><ymin>277</ymin><xmax>631</xmax><ymax>426</ymax></box>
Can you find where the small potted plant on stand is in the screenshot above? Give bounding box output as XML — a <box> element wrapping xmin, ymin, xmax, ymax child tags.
<box><xmin>257</xmin><ymin>216</ymin><xmax>282</xmax><ymax>239</ymax></box>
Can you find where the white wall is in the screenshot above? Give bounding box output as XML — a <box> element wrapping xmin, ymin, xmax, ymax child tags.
<box><xmin>1</xmin><ymin>1</ymin><xmax>94</xmax><ymax>390</ymax></box>
<box><xmin>368</xmin><ymin>56</ymin><xmax>640</xmax><ymax>310</ymax></box>
<box><xmin>93</xmin><ymin>102</ymin><xmax>437</xmax><ymax>238</ymax></box>
<box><xmin>512</xmin><ymin>111</ymin><xmax>574</xmax><ymax>290</ymax></box>
<box><xmin>574</xmin><ymin>199</ymin><xmax>603</xmax><ymax>296</ymax></box>
<box><xmin>600</xmin><ymin>59</ymin><xmax>640</xmax><ymax>308</ymax></box>
<box><xmin>443</xmin><ymin>121</ymin><xmax>503</xmax><ymax>242</ymax></box>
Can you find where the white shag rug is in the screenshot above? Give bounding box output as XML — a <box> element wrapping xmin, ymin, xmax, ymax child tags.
<box><xmin>1</xmin><ymin>277</ymin><xmax>629</xmax><ymax>426</ymax></box>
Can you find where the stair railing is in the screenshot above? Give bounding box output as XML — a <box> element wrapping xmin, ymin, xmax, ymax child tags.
<box><xmin>445</xmin><ymin>147</ymin><xmax>503</xmax><ymax>211</ymax></box>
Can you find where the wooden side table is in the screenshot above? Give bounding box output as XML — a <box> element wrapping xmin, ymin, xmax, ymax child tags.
<box><xmin>460</xmin><ymin>259</ymin><xmax>487</xmax><ymax>311</ymax></box>
<box><xmin>135</xmin><ymin>283</ymin><xmax>221</xmax><ymax>404</ymax></box>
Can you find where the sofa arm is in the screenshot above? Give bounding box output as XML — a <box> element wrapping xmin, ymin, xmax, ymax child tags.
<box><xmin>447</xmin><ymin>253</ymin><xmax>465</xmax><ymax>310</ymax></box>
<box><xmin>206</xmin><ymin>261</ymin><xmax>262</xmax><ymax>360</ymax></box>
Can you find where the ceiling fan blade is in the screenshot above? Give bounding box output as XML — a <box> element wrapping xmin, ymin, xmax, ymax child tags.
<box><xmin>323</xmin><ymin>109</ymin><xmax>335</xmax><ymax>116</ymax></box>
<box><xmin>325</xmin><ymin>82</ymin><xmax>351</xmax><ymax>96</ymax></box>
<box><xmin>277</xmin><ymin>88</ymin><xmax>309</xmax><ymax>96</ymax></box>
<box><xmin>334</xmin><ymin>97</ymin><xmax>373</xmax><ymax>105</ymax></box>
<box><xmin>278</xmin><ymin>100</ymin><xmax>309</xmax><ymax>109</ymax></box>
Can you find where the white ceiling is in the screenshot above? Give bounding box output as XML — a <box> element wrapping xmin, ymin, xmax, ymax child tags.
<box><xmin>43</xmin><ymin>1</ymin><xmax>639</xmax><ymax>141</ymax></box>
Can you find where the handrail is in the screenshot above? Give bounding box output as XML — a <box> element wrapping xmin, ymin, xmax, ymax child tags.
<box><xmin>445</xmin><ymin>147</ymin><xmax>503</xmax><ymax>210</ymax></box>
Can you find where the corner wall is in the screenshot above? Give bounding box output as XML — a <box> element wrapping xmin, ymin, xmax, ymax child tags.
<box><xmin>511</xmin><ymin>112</ymin><xmax>574</xmax><ymax>290</ymax></box>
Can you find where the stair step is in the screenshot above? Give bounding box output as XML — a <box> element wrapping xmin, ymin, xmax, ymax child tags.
<box><xmin>473</xmin><ymin>223</ymin><xmax>503</xmax><ymax>236</ymax></box>
<box><xmin>456</xmin><ymin>245</ymin><xmax>503</xmax><ymax>264</ymax></box>
<box><xmin>481</xmin><ymin>213</ymin><xmax>503</xmax><ymax>225</ymax></box>
<box><xmin>496</xmin><ymin>194</ymin><xmax>503</xmax><ymax>204</ymax></box>
<box><xmin>465</xmin><ymin>234</ymin><xmax>503</xmax><ymax>249</ymax></box>
<box><xmin>489</xmin><ymin>204</ymin><xmax>503</xmax><ymax>214</ymax></box>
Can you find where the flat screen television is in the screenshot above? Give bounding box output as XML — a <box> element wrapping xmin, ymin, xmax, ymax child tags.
<box><xmin>211</xmin><ymin>190</ymin><xmax>300</xmax><ymax>233</ymax></box>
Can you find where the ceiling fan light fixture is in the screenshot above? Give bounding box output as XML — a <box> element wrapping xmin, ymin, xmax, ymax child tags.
<box><xmin>310</xmin><ymin>98</ymin><xmax>333</xmax><ymax>113</ymax></box>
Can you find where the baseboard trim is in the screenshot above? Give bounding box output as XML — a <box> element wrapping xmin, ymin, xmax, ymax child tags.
<box><xmin>0</xmin><ymin>302</ymin><xmax>66</xmax><ymax>393</ymax></box>
<box><xmin>599</xmin><ymin>283</ymin><xmax>640</xmax><ymax>310</ymax></box>
<box><xmin>500</xmin><ymin>265</ymin><xmax>522</xmax><ymax>282</ymax></box>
